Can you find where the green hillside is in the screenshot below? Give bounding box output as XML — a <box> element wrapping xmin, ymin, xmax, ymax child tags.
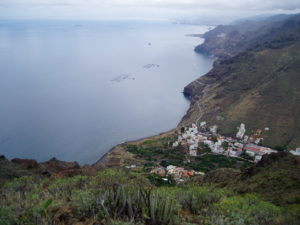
<box><xmin>1</xmin><ymin>153</ymin><xmax>300</xmax><ymax>225</ymax></box>
<box><xmin>202</xmin><ymin>153</ymin><xmax>300</xmax><ymax>205</ymax></box>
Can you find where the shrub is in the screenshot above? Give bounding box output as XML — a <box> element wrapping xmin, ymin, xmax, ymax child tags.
<box><xmin>0</xmin><ymin>207</ymin><xmax>19</xmax><ymax>225</ymax></box>
<box><xmin>205</xmin><ymin>194</ymin><xmax>280</xmax><ymax>225</ymax></box>
<box><xmin>148</xmin><ymin>189</ymin><xmax>180</xmax><ymax>225</ymax></box>
<box><xmin>178</xmin><ymin>186</ymin><xmax>231</xmax><ymax>214</ymax></box>
<box><xmin>98</xmin><ymin>184</ymin><xmax>144</xmax><ymax>222</ymax></box>
<box><xmin>49</xmin><ymin>175</ymin><xmax>90</xmax><ymax>200</ymax></box>
<box><xmin>93</xmin><ymin>169</ymin><xmax>129</xmax><ymax>188</ymax></box>
<box><xmin>279</xmin><ymin>204</ymin><xmax>300</xmax><ymax>225</ymax></box>
<box><xmin>72</xmin><ymin>190</ymin><xmax>96</xmax><ymax>219</ymax></box>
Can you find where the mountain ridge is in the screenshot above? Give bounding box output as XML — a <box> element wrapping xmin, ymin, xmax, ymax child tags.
<box><xmin>183</xmin><ymin>13</ymin><xmax>300</xmax><ymax>149</ymax></box>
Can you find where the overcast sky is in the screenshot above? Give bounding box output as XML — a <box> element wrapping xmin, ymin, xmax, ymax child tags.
<box><xmin>1</xmin><ymin>0</ymin><xmax>300</xmax><ymax>22</ymax></box>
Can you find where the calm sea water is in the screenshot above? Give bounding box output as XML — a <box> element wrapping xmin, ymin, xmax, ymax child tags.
<box><xmin>0</xmin><ymin>20</ymin><xmax>213</xmax><ymax>164</ymax></box>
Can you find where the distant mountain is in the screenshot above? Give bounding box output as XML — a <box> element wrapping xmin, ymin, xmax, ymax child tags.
<box><xmin>232</xmin><ymin>14</ymin><xmax>291</xmax><ymax>26</ymax></box>
<box><xmin>195</xmin><ymin>13</ymin><xmax>300</xmax><ymax>63</ymax></box>
<box><xmin>184</xmin><ymin>13</ymin><xmax>300</xmax><ymax>149</ymax></box>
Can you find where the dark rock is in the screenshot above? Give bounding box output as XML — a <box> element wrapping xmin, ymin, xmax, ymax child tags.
<box><xmin>294</xmin><ymin>157</ymin><xmax>300</xmax><ymax>165</ymax></box>
<box><xmin>41</xmin><ymin>170</ymin><xmax>52</xmax><ymax>177</ymax></box>
<box><xmin>58</xmin><ymin>213</ymin><xmax>70</xmax><ymax>222</ymax></box>
<box><xmin>0</xmin><ymin>155</ymin><xmax>7</xmax><ymax>161</ymax></box>
<box><xmin>11</xmin><ymin>158</ymin><xmax>39</xmax><ymax>169</ymax></box>
<box><xmin>40</xmin><ymin>158</ymin><xmax>81</xmax><ymax>176</ymax></box>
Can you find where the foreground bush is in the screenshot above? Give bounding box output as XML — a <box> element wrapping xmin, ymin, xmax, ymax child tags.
<box><xmin>0</xmin><ymin>169</ymin><xmax>299</xmax><ymax>225</ymax></box>
<box><xmin>204</xmin><ymin>194</ymin><xmax>280</xmax><ymax>225</ymax></box>
<box><xmin>178</xmin><ymin>185</ymin><xmax>232</xmax><ymax>214</ymax></box>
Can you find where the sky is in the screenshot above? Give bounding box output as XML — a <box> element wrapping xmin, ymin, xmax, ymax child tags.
<box><xmin>0</xmin><ymin>0</ymin><xmax>300</xmax><ymax>23</ymax></box>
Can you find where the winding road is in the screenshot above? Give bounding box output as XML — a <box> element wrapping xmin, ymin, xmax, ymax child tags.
<box><xmin>194</xmin><ymin>79</ymin><xmax>206</xmax><ymax>128</ymax></box>
<box><xmin>196</xmin><ymin>101</ymin><xmax>205</xmax><ymax>128</ymax></box>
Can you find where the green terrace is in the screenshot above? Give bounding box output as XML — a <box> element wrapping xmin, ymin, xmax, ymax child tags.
<box><xmin>126</xmin><ymin>137</ymin><xmax>253</xmax><ymax>173</ymax></box>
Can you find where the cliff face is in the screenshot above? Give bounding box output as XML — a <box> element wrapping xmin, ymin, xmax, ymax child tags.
<box><xmin>183</xmin><ymin>14</ymin><xmax>300</xmax><ymax>149</ymax></box>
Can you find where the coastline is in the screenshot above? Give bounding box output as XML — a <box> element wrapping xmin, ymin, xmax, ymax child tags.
<box><xmin>96</xmin><ymin>50</ymin><xmax>212</xmax><ymax>167</ymax></box>
<box><xmin>98</xmin><ymin>25</ymin><xmax>213</xmax><ymax>167</ymax></box>
<box><xmin>94</xmin><ymin>128</ymin><xmax>176</xmax><ymax>167</ymax></box>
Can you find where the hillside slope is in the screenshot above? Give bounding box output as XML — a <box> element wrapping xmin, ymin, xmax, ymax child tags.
<box><xmin>202</xmin><ymin>153</ymin><xmax>300</xmax><ymax>205</ymax></box>
<box><xmin>183</xmin><ymin>14</ymin><xmax>300</xmax><ymax>149</ymax></box>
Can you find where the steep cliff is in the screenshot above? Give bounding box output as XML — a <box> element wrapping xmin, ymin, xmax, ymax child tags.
<box><xmin>183</xmin><ymin>13</ymin><xmax>300</xmax><ymax>149</ymax></box>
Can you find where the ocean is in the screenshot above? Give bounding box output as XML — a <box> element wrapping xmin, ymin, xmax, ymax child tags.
<box><xmin>0</xmin><ymin>20</ymin><xmax>213</xmax><ymax>164</ymax></box>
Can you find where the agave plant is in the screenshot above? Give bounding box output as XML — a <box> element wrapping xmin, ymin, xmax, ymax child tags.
<box><xmin>148</xmin><ymin>190</ymin><xmax>178</xmax><ymax>225</ymax></box>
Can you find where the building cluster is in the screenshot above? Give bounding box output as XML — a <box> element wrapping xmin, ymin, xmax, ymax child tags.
<box><xmin>243</xmin><ymin>144</ymin><xmax>277</xmax><ymax>162</ymax></box>
<box><xmin>172</xmin><ymin>123</ymin><xmax>206</xmax><ymax>157</ymax></box>
<box><xmin>172</xmin><ymin>122</ymin><xmax>278</xmax><ymax>162</ymax></box>
<box><xmin>150</xmin><ymin>165</ymin><xmax>204</xmax><ymax>182</ymax></box>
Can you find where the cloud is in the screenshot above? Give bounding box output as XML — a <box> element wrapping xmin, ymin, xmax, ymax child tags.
<box><xmin>0</xmin><ymin>0</ymin><xmax>299</xmax><ymax>20</ymax></box>
<box><xmin>1</xmin><ymin>0</ymin><xmax>300</xmax><ymax>10</ymax></box>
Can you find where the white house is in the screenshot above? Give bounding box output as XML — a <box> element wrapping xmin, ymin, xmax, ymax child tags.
<box><xmin>178</xmin><ymin>136</ymin><xmax>183</xmax><ymax>142</ymax></box>
<box><xmin>290</xmin><ymin>148</ymin><xmax>300</xmax><ymax>156</ymax></box>
<box><xmin>236</xmin><ymin>123</ymin><xmax>246</xmax><ymax>139</ymax></box>
<box><xmin>166</xmin><ymin>165</ymin><xmax>176</xmax><ymax>172</ymax></box>
<box><xmin>245</xmin><ymin>150</ymin><xmax>256</xmax><ymax>157</ymax></box>
<box><xmin>189</xmin><ymin>145</ymin><xmax>197</xmax><ymax>150</ymax></box>
<box><xmin>209</xmin><ymin>125</ymin><xmax>218</xmax><ymax>134</ymax></box>
<box><xmin>255</xmin><ymin>155</ymin><xmax>263</xmax><ymax>162</ymax></box>
<box><xmin>204</xmin><ymin>140</ymin><xmax>213</xmax><ymax>148</ymax></box>
<box><xmin>200</xmin><ymin>121</ymin><xmax>206</xmax><ymax>127</ymax></box>
<box><xmin>172</xmin><ymin>141</ymin><xmax>179</xmax><ymax>147</ymax></box>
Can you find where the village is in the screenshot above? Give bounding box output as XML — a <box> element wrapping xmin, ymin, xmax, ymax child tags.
<box><xmin>172</xmin><ymin>122</ymin><xmax>279</xmax><ymax>162</ymax></box>
<box><xmin>148</xmin><ymin>121</ymin><xmax>281</xmax><ymax>183</ymax></box>
<box><xmin>126</xmin><ymin>121</ymin><xmax>300</xmax><ymax>183</ymax></box>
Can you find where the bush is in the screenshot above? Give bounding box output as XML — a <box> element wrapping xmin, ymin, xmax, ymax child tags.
<box><xmin>279</xmin><ymin>204</ymin><xmax>300</xmax><ymax>225</ymax></box>
<box><xmin>148</xmin><ymin>189</ymin><xmax>180</xmax><ymax>225</ymax></box>
<box><xmin>72</xmin><ymin>190</ymin><xmax>96</xmax><ymax>219</ymax></box>
<box><xmin>205</xmin><ymin>194</ymin><xmax>280</xmax><ymax>225</ymax></box>
<box><xmin>274</xmin><ymin>145</ymin><xmax>287</xmax><ymax>152</ymax></box>
<box><xmin>178</xmin><ymin>186</ymin><xmax>231</xmax><ymax>214</ymax></box>
<box><xmin>98</xmin><ymin>184</ymin><xmax>144</xmax><ymax>221</ymax></box>
<box><xmin>0</xmin><ymin>207</ymin><xmax>19</xmax><ymax>225</ymax></box>
<box><xmin>0</xmin><ymin>168</ymin><xmax>297</xmax><ymax>225</ymax></box>
<box><xmin>49</xmin><ymin>175</ymin><xmax>90</xmax><ymax>199</ymax></box>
